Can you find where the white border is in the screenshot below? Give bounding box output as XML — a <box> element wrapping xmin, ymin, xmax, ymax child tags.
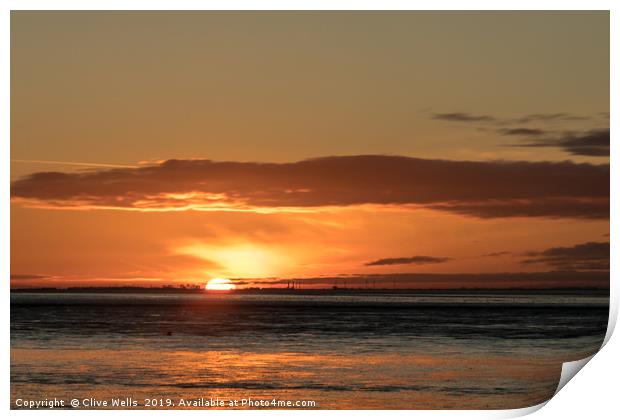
<box><xmin>2</xmin><ymin>2</ymin><xmax>616</xmax><ymax>419</ymax></box>
<box><xmin>0</xmin><ymin>1</ymin><xmax>617</xmax><ymax>11</ymax></box>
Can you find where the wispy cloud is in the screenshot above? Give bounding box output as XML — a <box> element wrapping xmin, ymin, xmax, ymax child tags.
<box><xmin>512</xmin><ymin>129</ymin><xmax>610</xmax><ymax>157</ymax></box>
<box><xmin>430</xmin><ymin>110</ymin><xmax>608</xmax><ymax>157</ymax></box>
<box><xmin>365</xmin><ymin>255</ymin><xmax>451</xmax><ymax>266</ymax></box>
<box><xmin>431</xmin><ymin>111</ymin><xmax>591</xmax><ymax>126</ymax></box>
<box><xmin>11</xmin><ymin>159</ymin><xmax>139</xmax><ymax>168</ymax></box>
<box><xmin>480</xmin><ymin>251</ymin><xmax>511</xmax><ymax>258</ymax></box>
<box><xmin>10</xmin><ymin>273</ymin><xmax>52</xmax><ymax>281</ymax></box>
<box><xmin>432</xmin><ymin>112</ymin><xmax>496</xmax><ymax>122</ymax></box>
<box><xmin>522</xmin><ymin>242</ymin><xmax>609</xmax><ymax>271</ymax></box>
<box><xmin>499</xmin><ymin>128</ymin><xmax>546</xmax><ymax>136</ymax></box>
<box><xmin>513</xmin><ymin>113</ymin><xmax>590</xmax><ymax>124</ymax></box>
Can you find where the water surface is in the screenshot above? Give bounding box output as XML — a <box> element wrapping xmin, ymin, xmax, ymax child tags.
<box><xmin>11</xmin><ymin>291</ymin><xmax>608</xmax><ymax>409</ymax></box>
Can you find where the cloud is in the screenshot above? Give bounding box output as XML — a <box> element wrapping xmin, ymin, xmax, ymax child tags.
<box><xmin>429</xmin><ymin>197</ymin><xmax>609</xmax><ymax>219</ymax></box>
<box><xmin>431</xmin><ymin>111</ymin><xmax>607</xmax><ymax>156</ymax></box>
<box><xmin>365</xmin><ymin>255</ymin><xmax>451</xmax><ymax>266</ymax></box>
<box><xmin>431</xmin><ymin>112</ymin><xmax>496</xmax><ymax>122</ymax></box>
<box><xmin>522</xmin><ymin>242</ymin><xmax>609</xmax><ymax>271</ymax></box>
<box><xmin>499</xmin><ymin>128</ymin><xmax>546</xmax><ymax>136</ymax></box>
<box><xmin>11</xmin><ymin>155</ymin><xmax>609</xmax><ymax>219</ymax></box>
<box><xmin>11</xmin><ymin>159</ymin><xmax>139</xmax><ymax>169</ymax></box>
<box><xmin>431</xmin><ymin>111</ymin><xmax>591</xmax><ymax>126</ymax></box>
<box><xmin>514</xmin><ymin>129</ymin><xmax>609</xmax><ymax>157</ymax></box>
<box><xmin>10</xmin><ymin>273</ymin><xmax>51</xmax><ymax>280</ymax></box>
<box><xmin>480</xmin><ymin>251</ymin><xmax>511</xmax><ymax>258</ymax></box>
<box><xmin>513</xmin><ymin>113</ymin><xmax>590</xmax><ymax>124</ymax></box>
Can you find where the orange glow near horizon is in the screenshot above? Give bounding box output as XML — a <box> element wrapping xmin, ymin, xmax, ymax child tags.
<box><xmin>8</xmin><ymin>13</ymin><xmax>609</xmax><ymax>291</ymax></box>
<box><xmin>9</xmin><ymin>203</ymin><xmax>610</xmax><ymax>289</ymax></box>
<box><xmin>174</xmin><ymin>242</ymin><xmax>295</xmax><ymax>279</ymax></box>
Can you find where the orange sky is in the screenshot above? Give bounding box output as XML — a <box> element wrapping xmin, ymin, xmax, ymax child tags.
<box><xmin>10</xmin><ymin>12</ymin><xmax>609</xmax><ymax>289</ymax></box>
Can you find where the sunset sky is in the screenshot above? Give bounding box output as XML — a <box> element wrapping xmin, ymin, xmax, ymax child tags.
<box><xmin>10</xmin><ymin>11</ymin><xmax>609</xmax><ymax>289</ymax></box>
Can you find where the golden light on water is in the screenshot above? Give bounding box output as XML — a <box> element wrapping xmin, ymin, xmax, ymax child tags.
<box><xmin>205</xmin><ymin>278</ymin><xmax>236</xmax><ymax>291</ymax></box>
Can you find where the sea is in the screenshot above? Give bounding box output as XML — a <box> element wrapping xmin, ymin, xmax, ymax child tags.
<box><xmin>10</xmin><ymin>291</ymin><xmax>609</xmax><ymax>409</ymax></box>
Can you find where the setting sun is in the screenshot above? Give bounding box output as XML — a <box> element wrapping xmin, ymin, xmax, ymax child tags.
<box><xmin>205</xmin><ymin>278</ymin><xmax>236</xmax><ymax>291</ymax></box>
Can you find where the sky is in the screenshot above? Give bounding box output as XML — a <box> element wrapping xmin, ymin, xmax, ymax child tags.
<box><xmin>10</xmin><ymin>11</ymin><xmax>610</xmax><ymax>289</ymax></box>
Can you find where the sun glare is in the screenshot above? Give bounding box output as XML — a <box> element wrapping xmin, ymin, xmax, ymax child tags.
<box><xmin>176</xmin><ymin>243</ymin><xmax>289</xmax><ymax>278</ymax></box>
<box><xmin>206</xmin><ymin>277</ymin><xmax>236</xmax><ymax>291</ymax></box>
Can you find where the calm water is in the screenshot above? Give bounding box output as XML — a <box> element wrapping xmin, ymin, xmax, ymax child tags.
<box><xmin>11</xmin><ymin>292</ymin><xmax>609</xmax><ymax>409</ymax></box>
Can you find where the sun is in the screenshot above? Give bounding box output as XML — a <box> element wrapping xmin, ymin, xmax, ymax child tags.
<box><xmin>205</xmin><ymin>278</ymin><xmax>236</xmax><ymax>292</ymax></box>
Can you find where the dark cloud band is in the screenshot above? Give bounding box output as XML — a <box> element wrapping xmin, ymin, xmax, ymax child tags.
<box><xmin>11</xmin><ymin>155</ymin><xmax>609</xmax><ymax>219</ymax></box>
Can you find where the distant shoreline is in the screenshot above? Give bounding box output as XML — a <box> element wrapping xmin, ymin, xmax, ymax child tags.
<box><xmin>9</xmin><ymin>287</ymin><xmax>610</xmax><ymax>296</ymax></box>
